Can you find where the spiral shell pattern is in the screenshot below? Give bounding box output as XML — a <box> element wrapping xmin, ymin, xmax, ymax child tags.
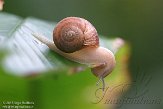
<box><xmin>53</xmin><ymin>17</ymin><xmax>99</xmax><ymax>53</ymax></box>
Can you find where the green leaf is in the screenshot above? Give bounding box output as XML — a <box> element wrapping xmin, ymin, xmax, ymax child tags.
<box><xmin>0</xmin><ymin>12</ymin><xmax>131</xmax><ymax>109</ymax></box>
<box><xmin>0</xmin><ymin>12</ymin><xmax>125</xmax><ymax>76</ymax></box>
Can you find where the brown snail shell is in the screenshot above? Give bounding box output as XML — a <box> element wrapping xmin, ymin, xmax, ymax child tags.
<box><xmin>53</xmin><ymin>17</ymin><xmax>99</xmax><ymax>53</ymax></box>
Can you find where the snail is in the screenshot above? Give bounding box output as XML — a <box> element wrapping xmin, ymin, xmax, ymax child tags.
<box><xmin>32</xmin><ymin>17</ymin><xmax>116</xmax><ymax>90</ymax></box>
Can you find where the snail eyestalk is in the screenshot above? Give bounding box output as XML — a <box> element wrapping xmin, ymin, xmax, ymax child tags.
<box><xmin>96</xmin><ymin>76</ymin><xmax>105</xmax><ymax>91</ymax></box>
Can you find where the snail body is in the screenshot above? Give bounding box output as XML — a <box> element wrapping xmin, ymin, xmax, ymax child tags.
<box><xmin>32</xmin><ymin>17</ymin><xmax>116</xmax><ymax>78</ymax></box>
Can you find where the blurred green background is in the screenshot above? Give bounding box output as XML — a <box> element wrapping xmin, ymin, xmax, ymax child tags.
<box><xmin>1</xmin><ymin>0</ymin><xmax>163</xmax><ymax>109</ymax></box>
